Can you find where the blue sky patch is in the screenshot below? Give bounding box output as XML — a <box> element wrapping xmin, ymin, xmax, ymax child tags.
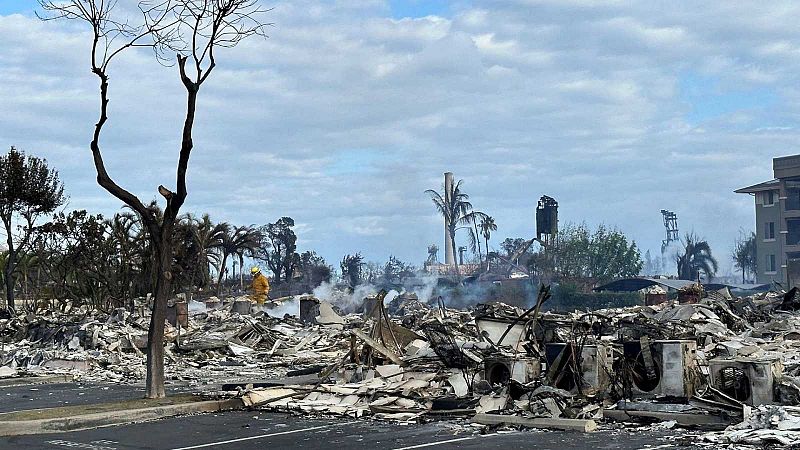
<box><xmin>389</xmin><ymin>0</ymin><xmax>450</xmax><ymax>19</ymax></box>
<box><xmin>326</xmin><ymin>149</ymin><xmax>389</xmax><ymax>176</ymax></box>
<box><xmin>679</xmin><ymin>72</ymin><xmax>777</xmax><ymax>124</ymax></box>
<box><xmin>0</xmin><ymin>0</ymin><xmax>37</xmax><ymax>15</ymax></box>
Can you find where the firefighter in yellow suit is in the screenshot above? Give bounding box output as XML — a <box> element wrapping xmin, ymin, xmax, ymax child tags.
<box><xmin>250</xmin><ymin>267</ymin><xmax>270</xmax><ymax>304</ymax></box>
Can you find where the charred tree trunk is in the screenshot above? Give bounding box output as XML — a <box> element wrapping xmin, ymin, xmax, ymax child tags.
<box><xmin>3</xmin><ymin>254</ymin><xmax>14</xmax><ymax>311</ymax></box>
<box><xmin>3</xmin><ymin>229</ymin><xmax>16</xmax><ymax>311</ymax></box>
<box><xmin>145</xmin><ymin>230</ymin><xmax>173</xmax><ymax>398</ymax></box>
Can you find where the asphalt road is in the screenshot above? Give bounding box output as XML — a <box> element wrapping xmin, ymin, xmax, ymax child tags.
<box><xmin>0</xmin><ymin>382</ymin><xmax>194</xmax><ymax>413</ymax></box>
<box><xmin>0</xmin><ymin>381</ymin><xmax>701</xmax><ymax>450</ymax></box>
<box><xmin>0</xmin><ymin>409</ymin><xmax>700</xmax><ymax>450</ymax></box>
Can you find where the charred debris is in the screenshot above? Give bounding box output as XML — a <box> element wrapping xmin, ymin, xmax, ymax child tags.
<box><xmin>2</xmin><ymin>284</ymin><xmax>800</xmax><ymax>444</ymax></box>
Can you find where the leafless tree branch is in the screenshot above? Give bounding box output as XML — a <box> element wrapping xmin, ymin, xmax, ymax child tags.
<box><xmin>37</xmin><ymin>0</ymin><xmax>270</xmax><ymax>399</ymax></box>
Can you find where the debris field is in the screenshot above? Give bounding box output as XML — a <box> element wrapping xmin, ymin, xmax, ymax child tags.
<box><xmin>4</xmin><ymin>284</ymin><xmax>800</xmax><ymax>446</ymax></box>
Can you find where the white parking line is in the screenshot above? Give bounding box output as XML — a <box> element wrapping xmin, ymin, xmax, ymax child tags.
<box><xmin>168</xmin><ymin>424</ymin><xmax>340</xmax><ymax>450</ymax></box>
<box><xmin>391</xmin><ymin>436</ymin><xmax>477</xmax><ymax>449</ymax></box>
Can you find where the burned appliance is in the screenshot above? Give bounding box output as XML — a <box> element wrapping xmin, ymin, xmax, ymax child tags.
<box><xmin>475</xmin><ymin>317</ymin><xmax>528</xmax><ymax>352</ymax></box>
<box><xmin>622</xmin><ymin>339</ymin><xmax>697</xmax><ymax>399</ymax></box>
<box><xmin>544</xmin><ymin>343</ymin><xmax>611</xmax><ymax>395</ymax></box>
<box><xmin>484</xmin><ymin>356</ymin><xmax>540</xmax><ymax>386</ymax></box>
<box><xmin>708</xmin><ymin>358</ymin><xmax>783</xmax><ymax>406</ymax></box>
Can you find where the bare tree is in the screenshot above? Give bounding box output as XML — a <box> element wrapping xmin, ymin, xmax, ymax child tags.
<box><xmin>38</xmin><ymin>0</ymin><xmax>270</xmax><ymax>399</ymax></box>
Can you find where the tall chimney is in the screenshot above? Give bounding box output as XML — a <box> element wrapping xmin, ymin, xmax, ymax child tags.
<box><xmin>444</xmin><ymin>172</ymin><xmax>455</xmax><ymax>265</ymax></box>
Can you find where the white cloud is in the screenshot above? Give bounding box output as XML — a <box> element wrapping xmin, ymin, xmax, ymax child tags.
<box><xmin>2</xmin><ymin>1</ymin><xmax>800</xmax><ymax>275</ymax></box>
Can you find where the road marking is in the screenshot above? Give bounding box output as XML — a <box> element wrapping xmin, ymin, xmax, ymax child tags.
<box><xmin>391</xmin><ymin>436</ymin><xmax>478</xmax><ymax>449</ymax></box>
<box><xmin>168</xmin><ymin>424</ymin><xmax>342</xmax><ymax>450</ymax></box>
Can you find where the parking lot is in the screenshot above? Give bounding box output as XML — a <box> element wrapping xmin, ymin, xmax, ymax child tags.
<box><xmin>1</xmin><ymin>409</ymin><xmax>692</xmax><ymax>450</ymax></box>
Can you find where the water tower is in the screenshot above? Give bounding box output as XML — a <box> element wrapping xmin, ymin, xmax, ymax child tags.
<box><xmin>536</xmin><ymin>195</ymin><xmax>558</xmax><ymax>246</ymax></box>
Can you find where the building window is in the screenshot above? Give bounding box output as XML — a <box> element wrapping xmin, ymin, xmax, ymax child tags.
<box><xmin>764</xmin><ymin>190</ymin><xmax>776</xmax><ymax>206</ymax></box>
<box><xmin>766</xmin><ymin>254</ymin><xmax>777</xmax><ymax>274</ymax></box>
<box><xmin>765</xmin><ymin>222</ymin><xmax>775</xmax><ymax>240</ymax></box>
<box><xmin>789</xmin><ymin>219</ymin><xmax>800</xmax><ymax>246</ymax></box>
<box><xmin>787</xmin><ymin>183</ymin><xmax>800</xmax><ymax>210</ymax></box>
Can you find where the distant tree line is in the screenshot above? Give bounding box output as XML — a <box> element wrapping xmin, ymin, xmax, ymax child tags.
<box><xmin>339</xmin><ymin>253</ymin><xmax>418</xmax><ymax>289</ymax></box>
<box><xmin>0</xmin><ymin>147</ymin><xmax>334</xmax><ymax>311</ymax></box>
<box><xmin>0</xmin><ymin>206</ymin><xmax>335</xmax><ymax>311</ymax></box>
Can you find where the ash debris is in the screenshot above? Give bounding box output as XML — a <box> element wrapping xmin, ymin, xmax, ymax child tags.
<box><xmin>4</xmin><ymin>283</ymin><xmax>800</xmax><ymax>445</ymax></box>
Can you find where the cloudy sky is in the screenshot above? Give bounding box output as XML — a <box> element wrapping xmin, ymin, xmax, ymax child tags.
<box><xmin>0</xmin><ymin>0</ymin><xmax>795</xmax><ymax>275</ymax></box>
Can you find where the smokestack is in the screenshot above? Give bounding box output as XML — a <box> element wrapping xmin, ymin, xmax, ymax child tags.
<box><xmin>444</xmin><ymin>172</ymin><xmax>454</xmax><ymax>265</ymax></box>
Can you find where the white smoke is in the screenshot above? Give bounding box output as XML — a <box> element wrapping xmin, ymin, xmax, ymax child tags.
<box><xmin>384</xmin><ymin>290</ymin><xmax>400</xmax><ymax>306</ymax></box>
<box><xmin>260</xmin><ymin>297</ymin><xmax>300</xmax><ymax>318</ymax></box>
<box><xmin>311</xmin><ymin>282</ymin><xmax>381</xmax><ymax>313</ymax></box>
<box><xmin>413</xmin><ymin>274</ymin><xmax>439</xmax><ymax>304</ymax></box>
<box><xmin>309</xmin><ymin>273</ymin><xmax>444</xmax><ymax>313</ymax></box>
<box><xmin>187</xmin><ymin>300</ymin><xmax>207</xmax><ymax>315</ymax></box>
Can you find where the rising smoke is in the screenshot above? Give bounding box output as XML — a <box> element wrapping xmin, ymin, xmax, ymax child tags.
<box><xmin>308</xmin><ymin>273</ymin><xmax>541</xmax><ymax>313</ymax></box>
<box><xmin>310</xmin><ymin>274</ymin><xmax>441</xmax><ymax>314</ymax></box>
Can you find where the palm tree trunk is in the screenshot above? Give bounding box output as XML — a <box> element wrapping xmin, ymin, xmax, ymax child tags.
<box><xmin>473</xmin><ymin>222</ymin><xmax>483</xmax><ymax>262</ymax></box>
<box><xmin>215</xmin><ymin>253</ymin><xmax>229</xmax><ymax>296</ymax></box>
<box><xmin>239</xmin><ymin>258</ymin><xmax>244</xmax><ymax>292</ymax></box>
<box><xmin>484</xmin><ymin>236</ymin><xmax>490</xmax><ymax>272</ymax></box>
<box><xmin>449</xmin><ymin>228</ymin><xmax>460</xmax><ymax>277</ymax></box>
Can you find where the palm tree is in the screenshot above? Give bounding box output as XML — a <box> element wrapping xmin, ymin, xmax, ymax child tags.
<box><xmin>215</xmin><ymin>225</ymin><xmax>262</xmax><ymax>296</ymax></box>
<box><xmin>107</xmin><ymin>211</ymin><xmax>145</xmax><ymax>304</ymax></box>
<box><xmin>184</xmin><ymin>214</ymin><xmax>228</xmax><ymax>288</ymax></box>
<box><xmin>676</xmin><ymin>232</ymin><xmax>718</xmax><ymax>281</ymax></box>
<box><xmin>463</xmin><ymin>210</ymin><xmax>488</xmax><ymax>264</ymax></box>
<box><xmin>732</xmin><ymin>231</ymin><xmax>757</xmax><ymax>284</ymax></box>
<box><xmin>480</xmin><ymin>215</ymin><xmax>497</xmax><ymax>271</ymax></box>
<box><xmin>468</xmin><ymin>228</ymin><xmax>481</xmax><ymax>262</ymax></box>
<box><xmin>426</xmin><ymin>180</ymin><xmax>475</xmax><ymax>276</ymax></box>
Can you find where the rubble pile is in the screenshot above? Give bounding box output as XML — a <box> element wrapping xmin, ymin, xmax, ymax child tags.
<box><xmin>238</xmin><ymin>286</ymin><xmax>800</xmax><ymax>435</ymax></box>
<box><xmin>0</xmin><ymin>297</ymin><xmax>352</xmax><ymax>386</ymax></box>
<box><xmin>4</xmin><ymin>284</ymin><xmax>800</xmax><ymax>437</ymax></box>
<box><xmin>700</xmin><ymin>405</ymin><xmax>800</xmax><ymax>445</ymax></box>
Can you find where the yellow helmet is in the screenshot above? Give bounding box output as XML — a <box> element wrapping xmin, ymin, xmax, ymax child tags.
<box><xmin>250</xmin><ymin>267</ymin><xmax>261</xmax><ymax>275</ymax></box>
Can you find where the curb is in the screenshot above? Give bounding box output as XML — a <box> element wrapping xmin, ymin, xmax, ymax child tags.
<box><xmin>0</xmin><ymin>375</ymin><xmax>74</xmax><ymax>388</ymax></box>
<box><xmin>0</xmin><ymin>398</ymin><xmax>244</xmax><ymax>436</ymax></box>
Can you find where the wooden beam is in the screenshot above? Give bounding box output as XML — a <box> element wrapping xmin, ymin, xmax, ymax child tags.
<box><xmin>352</xmin><ymin>329</ymin><xmax>405</xmax><ymax>366</ymax></box>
